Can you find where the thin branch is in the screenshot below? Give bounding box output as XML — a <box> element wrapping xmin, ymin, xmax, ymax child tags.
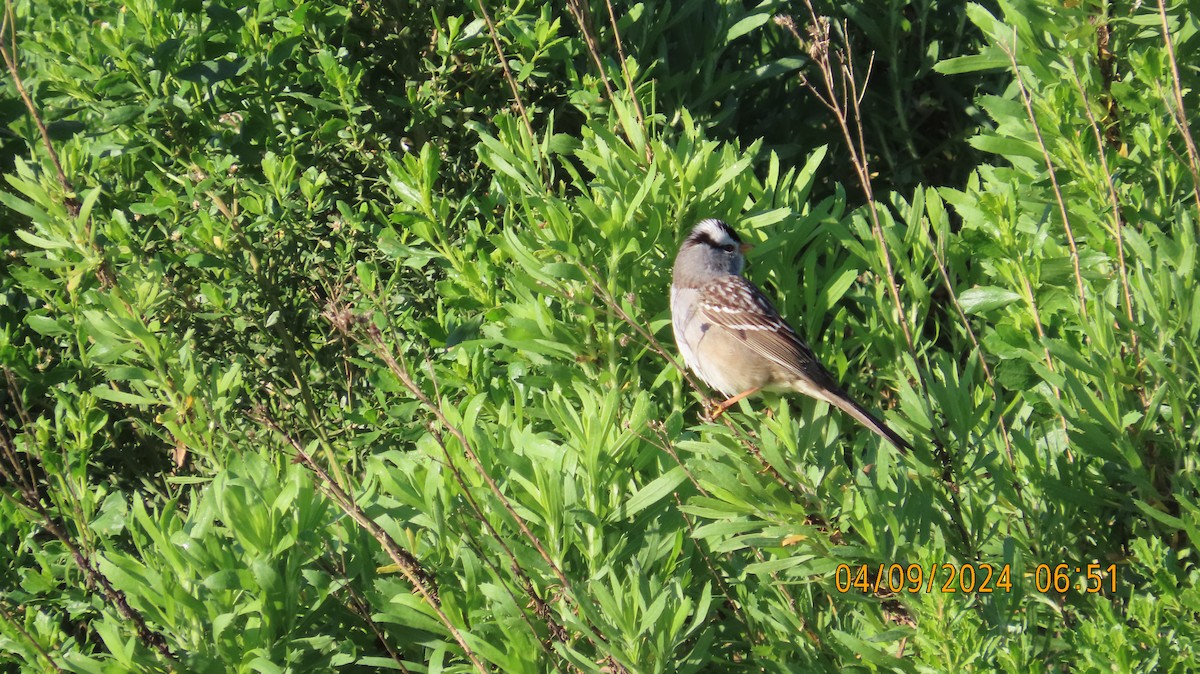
<box><xmin>476</xmin><ymin>0</ymin><xmax>536</xmax><ymax>142</ymax></box>
<box><xmin>787</xmin><ymin>5</ymin><xmax>916</xmax><ymax>356</ymax></box>
<box><xmin>320</xmin><ymin>555</ymin><xmax>413</xmax><ymax>673</ymax></box>
<box><xmin>256</xmin><ymin>412</ymin><xmax>492</xmax><ymax>674</ymax></box>
<box><xmin>928</xmin><ymin>240</ymin><xmax>1016</xmax><ymax>467</ymax></box>
<box><xmin>0</xmin><ymin>601</ymin><xmax>64</xmax><ymax>672</ymax></box>
<box><xmin>0</xmin><ymin>0</ymin><xmax>114</xmax><ymax>287</ymax></box>
<box><xmin>565</xmin><ymin>0</ymin><xmax>617</xmax><ymax>105</ymax></box>
<box><xmin>324</xmin><ymin>305</ymin><xmax>583</xmax><ymax>607</ymax></box>
<box><xmin>257</xmin><ymin>413</ymin><xmax>436</xmax><ymax>600</ymax></box>
<box><xmin>580</xmin><ymin>266</ymin><xmax>702</xmax><ymax>395</ymax></box>
<box><xmin>453</xmin><ymin>513</ymin><xmax>570</xmax><ymax>655</ymax></box>
<box><xmin>1094</xmin><ymin>19</ymin><xmax>1123</xmax><ymax>151</ymax></box>
<box><xmin>0</xmin><ymin>372</ymin><xmax>175</xmax><ymax>662</ymax></box>
<box><xmin>0</xmin><ymin>1</ymin><xmax>73</xmax><ymax>212</ymax></box>
<box><xmin>1156</xmin><ymin>0</ymin><xmax>1200</xmax><ymax>214</ymax></box>
<box><xmin>1067</xmin><ymin>64</ymin><xmax>1142</xmax><ymax>378</ymax></box>
<box><xmin>999</xmin><ymin>30</ymin><xmax>1089</xmax><ymax>322</ymax></box>
<box><xmin>641</xmin><ymin>422</ymin><xmax>819</xmax><ymax>644</ymax></box>
<box><xmin>602</xmin><ymin>0</ymin><xmax>651</xmax><ymax>161</ymax></box>
<box><xmin>427</xmin><ymin>425</ymin><xmax>571</xmax><ymax>646</ymax></box>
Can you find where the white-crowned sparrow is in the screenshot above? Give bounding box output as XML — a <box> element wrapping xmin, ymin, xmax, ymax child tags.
<box><xmin>670</xmin><ymin>218</ymin><xmax>911</xmax><ymax>452</ymax></box>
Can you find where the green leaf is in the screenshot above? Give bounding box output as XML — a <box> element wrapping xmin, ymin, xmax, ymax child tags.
<box><xmin>26</xmin><ymin>314</ymin><xmax>69</xmax><ymax>336</ymax></box>
<box><xmin>15</xmin><ymin>229</ymin><xmax>70</xmax><ymax>250</ymax></box>
<box><xmin>935</xmin><ymin>48</ymin><xmax>1010</xmax><ymax>74</ymax></box>
<box><xmin>176</xmin><ymin>58</ymin><xmax>245</xmax><ymax>83</ymax></box>
<box><xmin>103</xmin><ymin>105</ymin><xmax>144</xmax><ymax>126</ymax></box>
<box><xmin>619</xmin><ymin>466</ymin><xmax>687</xmax><ymax>520</ymax></box>
<box><xmin>1135</xmin><ymin>500</ymin><xmax>1188</xmax><ymax>531</ymax></box>
<box><xmin>0</xmin><ymin>184</ymin><xmax>53</xmax><ymax>224</ymax></box>
<box><xmin>379</xmin><ymin>228</ymin><xmax>442</xmax><ymax>269</ymax></box>
<box><xmin>89</xmin><ymin>385</ymin><xmax>163</xmax><ymax>407</ymax></box>
<box><xmin>727</xmin><ymin>12</ymin><xmax>770</xmax><ymax>42</ymax></box>
<box><xmin>969</xmin><ymin>134</ymin><xmax>1043</xmax><ymax>160</ymax></box>
<box><xmin>958</xmin><ymin>286</ymin><xmax>1022</xmax><ymax>314</ymax></box>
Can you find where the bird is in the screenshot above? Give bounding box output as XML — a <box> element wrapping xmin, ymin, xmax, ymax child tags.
<box><xmin>669</xmin><ymin>218</ymin><xmax>911</xmax><ymax>452</ymax></box>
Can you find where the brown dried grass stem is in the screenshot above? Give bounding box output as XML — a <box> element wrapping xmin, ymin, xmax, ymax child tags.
<box><xmin>787</xmin><ymin>4</ymin><xmax>915</xmax><ymax>356</ymax></box>
<box><xmin>999</xmin><ymin>32</ymin><xmax>1089</xmax><ymax>322</ymax></box>
<box><xmin>1156</xmin><ymin>0</ymin><xmax>1200</xmax><ymax>214</ymax></box>
<box><xmin>476</xmin><ymin>0</ymin><xmax>536</xmax><ymax>143</ymax></box>
<box><xmin>255</xmin><ymin>412</ymin><xmax>495</xmax><ymax>673</ymax></box>
<box><xmin>0</xmin><ymin>1</ymin><xmax>74</xmax><ymax>212</ymax></box>
<box><xmin>0</xmin><ymin>370</ymin><xmax>175</xmax><ymax>663</ymax></box>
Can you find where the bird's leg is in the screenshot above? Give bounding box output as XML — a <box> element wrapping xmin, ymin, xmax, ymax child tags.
<box><xmin>706</xmin><ymin>386</ymin><xmax>763</xmax><ymax>420</ymax></box>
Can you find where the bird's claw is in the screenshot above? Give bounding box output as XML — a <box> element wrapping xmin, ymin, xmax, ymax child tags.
<box><xmin>703</xmin><ymin>400</ymin><xmax>731</xmax><ymax>422</ymax></box>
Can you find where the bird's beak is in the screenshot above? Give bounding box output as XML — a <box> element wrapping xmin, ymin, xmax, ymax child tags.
<box><xmin>739</xmin><ymin>243</ymin><xmax>754</xmax><ymax>254</ymax></box>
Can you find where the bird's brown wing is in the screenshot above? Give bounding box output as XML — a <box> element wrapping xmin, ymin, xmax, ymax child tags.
<box><xmin>697</xmin><ymin>275</ymin><xmax>912</xmax><ymax>452</ymax></box>
<box><xmin>695</xmin><ymin>275</ymin><xmax>841</xmax><ymax>393</ymax></box>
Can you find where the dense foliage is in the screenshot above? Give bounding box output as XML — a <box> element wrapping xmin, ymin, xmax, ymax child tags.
<box><xmin>1</xmin><ymin>0</ymin><xmax>1198</xmax><ymax>671</ymax></box>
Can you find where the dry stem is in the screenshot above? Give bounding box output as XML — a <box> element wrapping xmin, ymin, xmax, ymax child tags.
<box><xmin>1067</xmin><ymin>64</ymin><xmax>1142</xmax><ymax>379</ymax></box>
<box><xmin>999</xmin><ymin>31</ymin><xmax>1089</xmax><ymax>322</ymax></box>
<box><xmin>0</xmin><ymin>370</ymin><xmax>175</xmax><ymax>663</ymax></box>
<box><xmin>476</xmin><ymin>0</ymin><xmax>536</xmax><ymax>143</ymax></box>
<box><xmin>256</xmin><ymin>412</ymin><xmax>496</xmax><ymax>673</ymax></box>
<box><xmin>1156</xmin><ymin>0</ymin><xmax>1200</xmax><ymax>214</ymax></box>
<box><xmin>787</xmin><ymin>4</ymin><xmax>916</xmax><ymax>355</ymax></box>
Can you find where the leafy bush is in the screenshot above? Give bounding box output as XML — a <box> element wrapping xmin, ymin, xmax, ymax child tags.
<box><xmin>2</xmin><ymin>0</ymin><xmax>1198</xmax><ymax>671</ymax></box>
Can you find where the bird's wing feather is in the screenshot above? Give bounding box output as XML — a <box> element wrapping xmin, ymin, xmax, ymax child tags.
<box><xmin>696</xmin><ymin>275</ymin><xmax>841</xmax><ymax>392</ymax></box>
<box><xmin>696</xmin><ymin>274</ymin><xmax>912</xmax><ymax>452</ymax></box>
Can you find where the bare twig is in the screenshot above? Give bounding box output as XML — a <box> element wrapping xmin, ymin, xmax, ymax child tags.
<box><xmin>642</xmin><ymin>422</ymin><xmax>824</xmax><ymax>645</ymax></box>
<box><xmin>256</xmin><ymin>414</ymin><xmax>438</xmax><ymax>598</ymax></box>
<box><xmin>784</xmin><ymin>6</ymin><xmax>916</xmax><ymax>355</ymax></box>
<box><xmin>0</xmin><ymin>2</ymin><xmax>73</xmax><ymax>213</ymax></box>
<box><xmin>568</xmin><ymin>0</ymin><xmax>651</xmax><ymax>163</ymax></box>
<box><xmin>638</xmin><ymin>423</ymin><xmax>771</xmax><ymax>634</ymax></box>
<box><xmin>427</xmin><ymin>425</ymin><xmax>571</xmax><ymax>646</ymax></box>
<box><xmin>0</xmin><ymin>371</ymin><xmax>175</xmax><ymax>662</ymax></box>
<box><xmin>1156</xmin><ymin>0</ymin><xmax>1200</xmax><ymax>214</ymax></box>
<box><xmin>1067</xmin><ymin>64</ymin><xmax>1142</xmax><ymax>378</ymax></box>
<box><xmin>0</xmin><ymin>1</ymin><xmax>114</xmax><ymax>287</ymax></box>
<box><xmin>602</xmin><ymin>0</ymin><xmax>650</xmax><ymax>161</ymax></box>
<box><xmin>325</xmin><ymin>296</ymin><xmax>630</xmax><ymax>663</ymax></box>
<box><xmin>565</xmin><ymin>0</ymin><xmax>617</xmax><ymax>105</ymax></box>
<box><xmin>256</xmin><ymin>412</ymin><xmax>492</xmax><ymax>674</ymax></box>
<box><xmin>454</xmin><ymin>515</ymin><xmax>570</xmax><ymax>651</ymax></box>
<box><xmin>476</xmin><ymin>0</ymin><xmax>536</xmax><ymax>143</ymax></box>
<box><xmin>324</xmin><ymin>304</ymin><xmax>584</xmax><ymax>608</ymax></box>
<box><xmin>580</xmin><ymin>266</ymin><xmax>702</xmax><ymax>395</ymax></box>
<box><xmin>999</xmin><ymin>31</ymin><xmax>1089</xmax><ymax>322</ymax></box>
<box><xmin>780</xmin><ymin>9</ymin><xmax>983</xmax><ymax>552</ymax></box>
<box><xmin>320</xmin><ymin>555</ymin><xmax>413</xmax><ymax>673</ymax></box>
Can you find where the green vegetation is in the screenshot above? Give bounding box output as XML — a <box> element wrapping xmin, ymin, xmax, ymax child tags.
<box><xmin>1</xmin><ymin>0</ymin><xmax>1198</xmax><ymax>671</ymax></box>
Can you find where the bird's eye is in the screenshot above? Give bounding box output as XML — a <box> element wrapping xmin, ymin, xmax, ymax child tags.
<box><xmin>720</xmin><ymin>244</ymin><xmax>736</xmax><ymax>253</ymax></box>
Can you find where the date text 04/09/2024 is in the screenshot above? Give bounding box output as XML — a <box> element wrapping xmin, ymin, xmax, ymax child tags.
<box><xmin>834</xmin><ymin>563</ymin><xmax>1118</xmax><ymax>594</ymax></box>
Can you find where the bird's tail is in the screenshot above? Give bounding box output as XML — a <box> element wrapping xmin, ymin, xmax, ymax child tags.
<box><xmin>824</xmin><ymin>391</ymin><xmax>912</xmax><ymax>453</ymax></box>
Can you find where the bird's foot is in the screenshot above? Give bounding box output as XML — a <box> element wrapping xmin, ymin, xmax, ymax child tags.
<box><xmin>703</xmin><ymin>399</ymin><xmax>732</xmax><ymax>422</ymax></box>
<box><xmin>703</xmin><ymin>387</ymin><xmax>762</xmax><ymax>422</ymax></box>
